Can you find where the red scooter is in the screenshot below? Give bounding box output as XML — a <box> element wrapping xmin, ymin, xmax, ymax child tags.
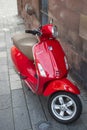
<box><xmin>11</xmin><ymin>23</ymin><xmax>82</xmax><ymax>124</ymax></box>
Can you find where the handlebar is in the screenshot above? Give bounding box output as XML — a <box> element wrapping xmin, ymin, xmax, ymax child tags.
<box><xmin>25</xmin><ymin>29</ymin><xmax>41</xmax><ymax>36</ymax></box>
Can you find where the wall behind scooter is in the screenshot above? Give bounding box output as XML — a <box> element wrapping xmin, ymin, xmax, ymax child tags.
<box><xmin>17</xmin><ymin>0</ymin><xmax>87</xmax><ymax>89</ymax></box>
<box><xmin>17</xmin><ymin>0</ymin><xmax>40</xmax><ymax>28</ymax></box>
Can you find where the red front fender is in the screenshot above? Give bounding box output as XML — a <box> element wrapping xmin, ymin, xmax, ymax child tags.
<box><xmin>43</xmin><ymin>78</ymin><xmax>80</xmax><ymax>96</ymax></box>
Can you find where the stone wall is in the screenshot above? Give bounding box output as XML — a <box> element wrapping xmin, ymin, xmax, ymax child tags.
<box><xmin>17</xmin><ymin>0</ymin><xmax>40</xmax><ymax>28</ymax></box>
<box><xmin>17</xmin><ymin>0</ymin><xmax>87</xmax><ymax>89</ymax></box>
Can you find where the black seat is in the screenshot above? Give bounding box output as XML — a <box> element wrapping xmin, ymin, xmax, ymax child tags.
<box><xmin>12</xmin><ymin>33</ymin><xmax>38</xmax><ymax>60</ymax></box>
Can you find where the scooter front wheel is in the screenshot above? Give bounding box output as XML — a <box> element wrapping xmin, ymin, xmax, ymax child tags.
<box><xmin>48</xmin><ymin>92</ymin><xmax>82</xmax><ymax>124</ymax></box>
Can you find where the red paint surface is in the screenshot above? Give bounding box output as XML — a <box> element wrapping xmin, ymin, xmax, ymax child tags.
<box><xmin>11</xmin><ymin>24</ymin><xmax>80</xmax><ymax>96</ymax></box>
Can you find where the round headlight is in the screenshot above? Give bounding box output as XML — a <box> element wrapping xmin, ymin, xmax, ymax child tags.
<box><xmin>52</xmin><ymin>26</ymin><xmax>58</xmax><ymax>38</ymax></box>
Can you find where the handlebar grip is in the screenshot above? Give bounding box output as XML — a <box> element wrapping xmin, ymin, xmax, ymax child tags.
<box><xmin>25</xmin><ymin>30</ymin><xmax>33</xmax><ymax>33</ymax></box>
<box><xmin>25</xmin><ymin>30</ymin><xmax>41</xmax><ymax>36</ymax></box>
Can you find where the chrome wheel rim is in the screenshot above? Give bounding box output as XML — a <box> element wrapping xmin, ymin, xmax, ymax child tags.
<box><xmin>51</xmin><ymin>94</ymin><xmax>77</xmax><ymax>121</ymax></box>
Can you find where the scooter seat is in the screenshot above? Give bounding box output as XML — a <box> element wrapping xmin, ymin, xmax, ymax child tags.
<box><xmin>12</xmin><ymin>33</ymin><xmax>38</xmax><ymax>60</ymax></box>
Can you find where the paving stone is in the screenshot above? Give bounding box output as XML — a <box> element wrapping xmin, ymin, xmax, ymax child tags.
<box><xmin>4</xmin><ymin>29</ymin><xmax>11</xmax><ymax>44</ymax></box>
<box><xmin>81</xmin><ymin>113</ymin><xmax>87</xmax><ymax>128</ymax></box>
<box><xmin>2</xmin><ymin>28</ymin><xmax>10</xmax><ymax>32</ymax></box>
<box><xmin>25</xmin><ymin>90</ymin><xmax>39</xmax><ymax>105</ymax></box>
<box><xmin>12</xmin><ymin>89</ymin><xmax>26</xmax><ymax>108</ymax></box>
<box><xmin>0</xmin><ymin>108</ymin><xmax>14</xmax><ymax>130</ymax></box>
<box><xmin>0</xmin><ymin>57</ymin><xmax>7</xmax><ymax>65</ymax></box>
<box><xmin>0</xmin><ymin>47</ymin><xmax>6</xmax><ymax>51</ymax></box>
<box><xmin>0</xmin><ymin>18</ymin><xmax>3</xmax><ymax>25</ymax></box>
<box><xmin>9</xmin><ymin>68</ymin><xmax>17</xmax><ymax>75</ymax></box>
<box><xmin>0</xmin><ymin>51</ymin><xmax>7</xmax><ymax>58</ymax></box>
<box><xmin>13</xmin><ymin>106</ymin><xmax>31</xmax><ymax>130</ymax></box>
<box><xmin>7</xmin><ymin>42</ymin><xmax>13</xmax><ymax>49</ymax></box>
<box><xmin>0</xmin><ymin>81</ymin><xmax>10</xmax><ymax>95</ymax></box>
<box><xmin>80</xmin><ymin>98</ymin><xmax>87</xmax><ymax>113</ymax></box>
<box><xmin>10</xmin><ymin>80</ymin><xmax>22</xmax><ymax>90</ymax></box>
<box><xmin>8</xmin><ymin>60</ymin><xmax>14</xmax><ymax>69</ymax></box>
<box><xmin>0</xmin><ymin>25</ymin><xmax>3</xmax><ymax>30</ymax></box>
<box><xmin>25</xmin><ymin>91</ymin><xmax>46</xmax><ymax>125</ymax></box>
<box><xmin>81</xmin><ymin>93</ymin><xmax>87</xmax><ymax>101</ymax></box>
<box><xmin>7</xmin><ymin>51</ymin><xmax>11</xmax><ymax>57</ymax></box>
<box><xmin>0</xmin><ymin>65</ymin><xmax>8</xmax><ymax>73</ymax></box>
<box><xmin>0</xmin><ymin>94</ymin><xmax>11</xmax><ymax>110</ymax></box>
<box><xmin>21</xmin><ymin>81</ymin><xmax>30</xmax><ymax>93</ymax></box>
<box><xmin>0</xmin><ymin>43</ymin><xmax>6</xmax><ymax>48</ymax></box>
<box><xmin>9</xmin><ymin>26</ymin><xmax>16</xmax><ymax>35</ymax></box>
<box><xmin>0</xmin><ymin>72</ymin><xmax>9</xmax><ymax>81</ymax></box>
<box><xmin>67</xmin><ymin>118</ymin><xmax>87</xmax><ymax>130</ymax></box>
<box><xmin>33</xmin><ymin>122</ymin><xmax>68</xmax><ymax>130</ymax></box>
<box><xmin>6</xmin><ymin>37</ymin><xmax>13</xmax><ymax>45</ymax></box>
<box><xmin>10</xmin><ymin>73</ymin><xmax>21</xmax><ymax>82</ymax></box>
<box><xmin>8</xmin><ymin>53</ymin><xmax>12</xmax><ymax>61</ymax></box>
<box><xmin>28</xmin><ymin>106</ymin><xmax>46</xmax><ymax>126</ymax></box>
<box><xmin>0</xmin><ymin>32</ymin><xmax>5</xmax><ymax>43</ymax></box>
<box><xmin>37</xmin><ymin>121</ymin><xmax>52</xmax><ymax>129</ymax></box>
<box><xmin>57</xmin><ymin>125</ymin><xmax>69</xmax><ymax>130</ymax></box>
<box><xmin>0</xmin><ymin>0</ymin><xmax>17</xmax><ymax>17</ymax></box>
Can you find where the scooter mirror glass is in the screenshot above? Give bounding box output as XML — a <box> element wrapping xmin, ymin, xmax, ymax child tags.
<box><xmin>49</xmin><ymin>19</ymin><xmax>53</xmax><ymax>24</ymax></box>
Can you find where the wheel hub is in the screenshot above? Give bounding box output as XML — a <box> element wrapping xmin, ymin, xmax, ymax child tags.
<box><xmin>60</xmin><ymin>104</ymin><xmax>67</xmax><ymax>111</ymax></box>
<box><xmin>51</xmin><ymin>94</ymin><xmax>77</xmax><ymax>121</ymax></box>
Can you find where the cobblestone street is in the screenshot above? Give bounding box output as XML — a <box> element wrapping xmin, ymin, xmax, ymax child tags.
<box><xmin>0</xmin><ymin>0</ymin><xmax>87</xmax><ymax>130</ymax></box>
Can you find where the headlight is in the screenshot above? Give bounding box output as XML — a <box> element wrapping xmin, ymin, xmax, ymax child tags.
<box><xmin>52</xmin><ymin>26</ymin><xmax>58</xmax><ymax>38</ymax></box>
<box><xmin>64</xmin><ymin>56</ymin><xmax>69</xmax><ymax>70</ymax></box>
<box><xmin>37</xmin><ymin>63</ymin><xmax>46</xmax><ymax>77</ymax></box>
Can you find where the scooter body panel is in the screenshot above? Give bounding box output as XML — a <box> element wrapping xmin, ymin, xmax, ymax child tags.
<box><xmin>11</xmin><ymin>38</ymin><xmax>70</xmax><ymax>95</ymax></box>
<box><xmin>33</xmin><ymin>39</ymin><xmax>68</xmax><ymax>79</ymax></box>
<box><xmin>11</xmin><ymin>46</ymin><xmax>37</xmax><ymax>92</ymax></box>
<box><xmin>11</xmin><ymin>41</ymin><xmax>80</xmax><ymax>96</ymax></box>
<box><xmin>43</xmin><ymin>78</ymin><xmax>80</xmax><ymax>96</ymax></box>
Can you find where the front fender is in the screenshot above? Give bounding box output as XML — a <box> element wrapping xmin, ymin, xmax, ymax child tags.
<box><xmin>43</xmin><ymin>78</ymin><xmax>80</xmax><ymax>96</ymax></box>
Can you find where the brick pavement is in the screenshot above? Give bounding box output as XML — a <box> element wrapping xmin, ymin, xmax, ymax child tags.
<box><xmin>0</xmin><ymin>0</ymin><xmax>87</xmax><ymax>130</ymax></box>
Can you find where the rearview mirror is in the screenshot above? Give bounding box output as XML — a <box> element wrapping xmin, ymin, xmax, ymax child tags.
<box><xmin>49</xmin><ymin>19</ymin><xmax>53</xmax><ymax>24</ymax></box>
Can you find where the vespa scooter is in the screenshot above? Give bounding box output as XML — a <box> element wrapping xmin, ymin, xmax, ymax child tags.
<box><xmin>11</xmin><ymin>22</ymin><xmax>82</xmax><ymax>124</ymax></box>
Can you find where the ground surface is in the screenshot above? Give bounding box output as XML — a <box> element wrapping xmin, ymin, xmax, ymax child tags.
<box><xmin>0</xmin><ymin>0</ymin><xmax>87</xmax><ymax>130</ymax></box>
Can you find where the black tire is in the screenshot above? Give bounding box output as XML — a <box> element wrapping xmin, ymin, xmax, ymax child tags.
<box><xmin>48</xmin><ymin>92</ymin><xmax>82</xmax><ymax>124</ymax></box>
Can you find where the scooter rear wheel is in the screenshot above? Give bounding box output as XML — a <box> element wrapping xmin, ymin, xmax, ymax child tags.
<box><xmin>48</xmin><ymin>92</ymin><xmax>82</xmax><ymax>124</ymax></box>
